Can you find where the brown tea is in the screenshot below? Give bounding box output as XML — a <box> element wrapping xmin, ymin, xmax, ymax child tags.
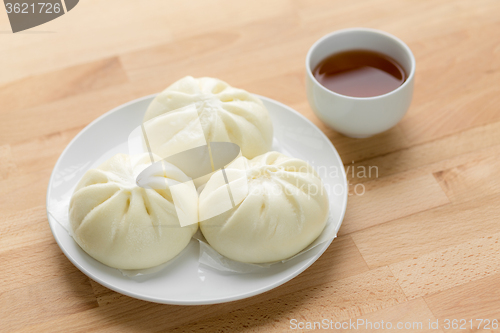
<box><xmin>313</xmin><ymin>50</ymin><xmax>406</xmax><ymax>98</ymax></box>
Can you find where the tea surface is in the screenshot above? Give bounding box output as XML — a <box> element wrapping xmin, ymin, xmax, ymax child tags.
<box><xmin>313</xmin><ymin>50</ymin><xmax>406</xmax><ymax>97</ymax></box>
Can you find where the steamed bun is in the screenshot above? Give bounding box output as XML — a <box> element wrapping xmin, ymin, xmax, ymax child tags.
<box><xmin>69</xmin><ymin>154</ymin><xmax>198</xmax><ymax>269</ymax></box>
<box><xmin>199</xmin><ymin>152</ymin><xmax>329</xmax><ymax>263</ymax></box>
<box><xmin>143</xmin><ymin>76</ymin><xmax>273</xmax><ymax>159</ymax></box>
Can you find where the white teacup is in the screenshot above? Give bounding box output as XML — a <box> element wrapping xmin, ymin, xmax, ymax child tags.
<box><xmin>306</xmin><ymin>28</ymin><xmax>415</xmax><ymax>138</ymax></box>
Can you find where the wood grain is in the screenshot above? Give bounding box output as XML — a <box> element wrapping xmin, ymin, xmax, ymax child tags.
<box><xmin>0</xmin><ymin>271</ymin><xmax>98</xmax><ymax>332</ymax></box>
<box><xmin>340</xmin><ymin>174</ymin><xmax>450</xmax><ymax>235</ymax></box>
<box><xmin>167</xmin><ymin>267</ymin><xmax>407</xmax><ymax>333</ymax></box>
<box><xmin>1</xmin><ymin>0</ymin><xmax>500</xmax><ymax>331</ymax></box>
<box><xmin>346</xmin><ymin>120</ymin><xmax>500</xmax><ymax>185</ymax></box>
<box><xmin>351</xmin><ymin>194</ymin><xmax>500</xmax><ymax>269</ymax></box>
<box><xmin>434</xmin><ymin>154</ymin><xmax>500</xmax><ymax>203</ymax></box>
<box><xmin>425</xmin><ymin>273</ymin><xmax>500</xmax><ymax>333</ymax></box>
<box><xmin>0</xmin><ymin>57</ymin><xmax>128</xmax><ymax>113</ymax></box>
<box><xmin>335</xmin><ymin>298</ymin><xmax>443</xmax><ymax>333</ymax></box>
<box><xmin>0</xmin><ymin>144</ymin><xmax>18</xmax><ymax>180</ymax></box>
<box><xmin>390</xmin><ymin>233</ymin><xmax>500</xmax><ymax>299</ymax></box>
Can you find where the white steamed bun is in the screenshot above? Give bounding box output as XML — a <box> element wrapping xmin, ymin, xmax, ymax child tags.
<box><xmin>143</xmin><ymin>76</ymin><xmax>273</xmax><ymax>159</ymax></box>
<box><xmin>69</xmin><ymin>153</ymin><xmax>198</xmax><ymax>269</ymax></box>
<box><xmin>199</xmin><ymin>151</ymin><xmax>329</xmax><ymax>263</ymax></box>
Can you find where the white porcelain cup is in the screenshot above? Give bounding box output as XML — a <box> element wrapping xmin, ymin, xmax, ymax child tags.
<box><xmin>306</xmin><ymin>28</ymin><xmax>415</xmax><ymax>138</ymax></box>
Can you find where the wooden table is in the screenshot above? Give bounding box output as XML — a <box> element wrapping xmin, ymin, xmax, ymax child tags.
<box><xmin>1</xmin><ymin>0</ymin><xmax>500</xmax><ymax>332</ymax></box>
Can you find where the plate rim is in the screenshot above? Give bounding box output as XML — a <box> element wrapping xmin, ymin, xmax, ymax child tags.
<box><xmin>46</xmin><ymin>93</ymin><xmax>348</xmax><ymax>305</ymax></box>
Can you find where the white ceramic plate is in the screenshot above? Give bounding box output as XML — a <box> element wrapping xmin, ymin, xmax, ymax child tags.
<box><xmin>46</xmin><ymin>95</ymin><xmax>347</xmax><ymax>305</ymax></box>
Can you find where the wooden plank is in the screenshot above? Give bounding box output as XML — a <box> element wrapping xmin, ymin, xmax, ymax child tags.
<box><xmin>165</xmin><ymin>267</ymin><xmax>407</xmax><ymax>332</ymax></box>
<box><xmin>334</xmin><ymin>298</ymin><xmax>443</xmax><ymax>333</ymax></box>
<box><xmin>340</xmin><ymin>174</ymin><xmax>450</xmax><ymax>235</ymax></box>
<box><xmin>351</xmin><ymin>194</ymin><xmax>500</xmax><ymax>268</ymax></box>
<box><xmin>120</xmin><ymin>30</ymin><xmax>244</xmax><ymax>86</ymax></box>
<box><xmin>120</xmin><ymin>15</ymin><xmax>307</xmax><ymax>92</ymax></box>
<box><xmin>0</xmin><ymin>168</ymin><xmax>53</xmax><ymax>215</ymax></box>
<box><xmin>425</xmin><ymin>273</ymin><xmax>500</xmax><ymax>333</ymax></box>
<box><xmin>399</xmin><ymin>22</ymin><xmax>500</xmax><ymax>145</ymax></box>
<box><xmin>10</xmin><ymin>127</ymin><xmax>83</xmax><ymax>175</ymax></box>
<box><xmin>0</xmin><ymin>81</ymin><xmax>145</xmax><ymax>146</ymax></box>
<box><xmin>434</xmin><ymin>155</ymin><xmax>500</xmax><ymax>203</ymax></box>
<box><xmin>0</xmin><ymin>206</ymin><xmax>49</xmax><ymax>254</ymax></box>
<box><xmin>390</xmin><ymin>233</ymin><xmax>500</xmax><ymax>299</ymax></box>
<box><xmin>242</xmin><ymin>71</ymin><xmax>307</xmax><ymax>107</ymax></box>
<box><xmin>347</xmin><ymin>121</ymin><xmax>500</xmax><ymax>184</ymax></box>
<box><xmin>347</xmin><ymin>144</ymin><xmax>500</xmax><ymax>200</ymax></box>
<box><xmin>0</xmin><ymin>240</ymin><xmax>81</xmax><ymax>293</ymax></box>
<box><xmin>0</xmin><ymin>57</ymin><xmax>128</xmax><ymax>113</ymax></box>
<box><xmin>0</xmin><ymin>271</ymin><xmax>97</xmax><ymax>332</ymax></box>
<box><xmin>0</xmin><ymin>144</ymin><xmax>18</xmax><ymax>180</ymax></box>
<box><xmin>0</xmin><ymin>0</ymin><xmax>292</xmax><ymax>86</ymax></box>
